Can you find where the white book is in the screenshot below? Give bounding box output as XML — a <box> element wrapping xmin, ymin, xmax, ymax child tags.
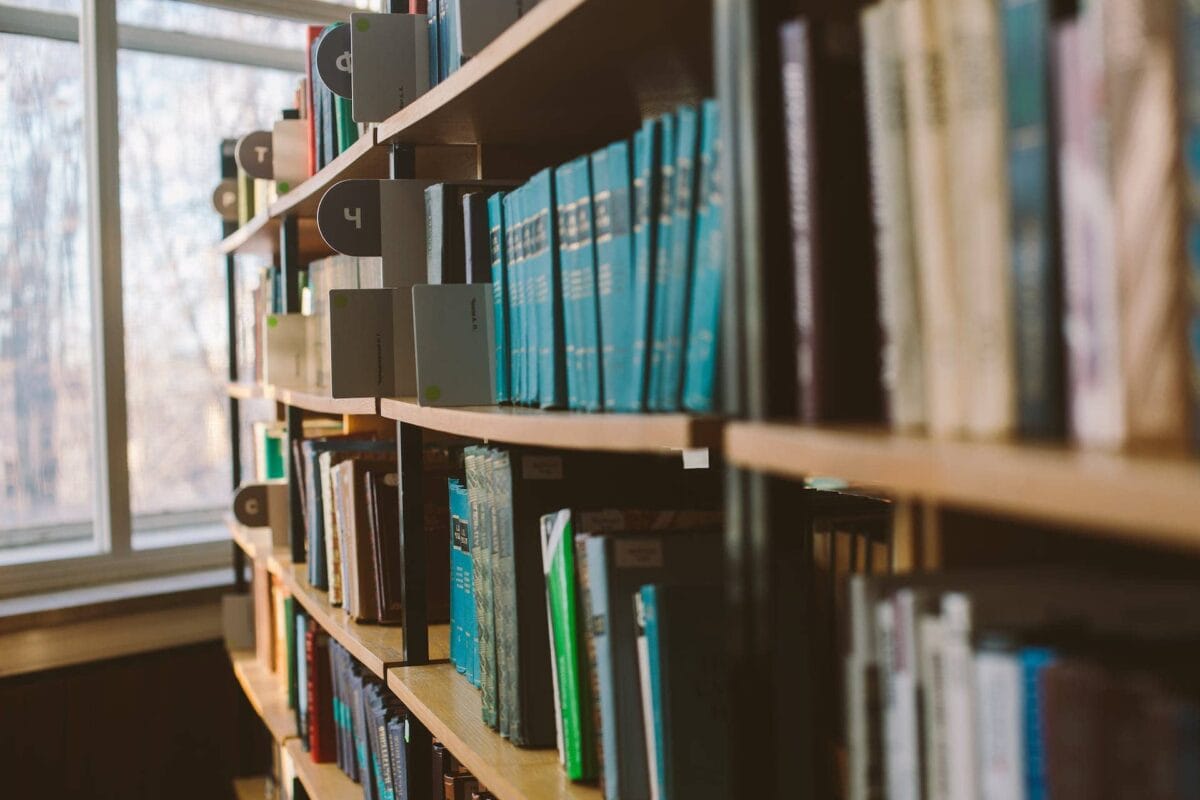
<box><xmin>862</xmin><ymin>0</ymin><xmax>926</xmax><ymax>431</ymax></box>
<box><xmin>937</xmin><ymin>0</ymin><xmax>1015</xmax><ymax>438</ymax></box>
<box><xmin>634</xmin><ymin>590</ymin><xmax>660</xmax><ymax>800</ymax></box>
<box><xmin>878</xmin><ymin>596</ymin><xmax>920</xmax><ymax>800</ymax></box>
<box><xmin>974</xmin><ymin>647</ymin><xmax>1025</xmax><ymax>800</ymax></box>
<box><xmin>846</xmin><ymin>575</ymin><xmax>878</xmax><ymax>800</ymax></box>
<box><xmin>898</xmin><ymin>0</ymin><xmax>965</xmax><ymax>436</ymax></box>
<box><xmin>318</xmin><ymin>451</ymin><xmax>343</xmax><ymax>607</ymax></box>
<box><xmin>940</xmin><ymin>593</ymin><xmax>979</xmax><ymax>800</ymax></box>
<box><xmin>919</xmin><ymin>613</ymin><xmax>947</xmax><ymax>800</ymax></box>
<box><xmin>538</xmin><ymin>512</ymin><xmax>566</xmax><ymax>766</ymax></box>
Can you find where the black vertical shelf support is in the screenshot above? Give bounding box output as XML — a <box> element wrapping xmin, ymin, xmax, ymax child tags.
<box><xmin>221</xmin><ymin>138</ymin><xmax>247</xmax><ymax>592</ymax></box>
<box><xmin>716</xmin><ymin>0</ymin><xmax>818</xmax><ymax>795</ymax></box>
<box><xmin>281</xmin><ymin>213</ymin><xmax>307</xmax><ymax>564</ymax></box>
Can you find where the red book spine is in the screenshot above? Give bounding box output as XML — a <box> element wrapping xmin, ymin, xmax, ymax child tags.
<box><xmin>304</xmin><ymin>25</ymin><xmax>323</xmax><ymax>178</ymax></box>
<box><xmin>310</xmin><ymin>632</ymin><xmax>336</xmax><ymax>762</ymax></box>
<box><xmin>409</xmin><ymin>1</ymin><xmax>428</xmax><ymax>13</ymax></box>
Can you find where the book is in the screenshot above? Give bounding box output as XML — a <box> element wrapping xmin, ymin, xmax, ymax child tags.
<box><xmin>682</xmin><ymin>99</ymin><xmax>724</xmax><ymax>413</ymax></box>
<box><xmin>1001</xmin><ymin>0</ymin><xmax>1065</xmax><ymax>440</ymax></box>
<box><xmin>1183</xmin><ymin>0</ymin><xmax>1200</xmax><ymax>451</ymax></box>
<box><xmin>632</xmin><ymin>589</ymin><xmax>659</xmax><ymax>800</ymax></box>
<box><xmin>628</xmin><ymin>118</ymin><xmax>662</xmax><ymax>412</ymax></box>
<box><xmin>427</xmin><ymin>181</ymin><xmax>519</xmax><ymax>285</ymax></box>
<box><xmin>449</xmin><ymin>477</ymin><xmax>476</xmax><ymax>681</ymax></box>
<box><xmin>974</xmin><ymin>642</ymin><xmax>1025</xmax><ymax>800</ymax></box>
<box><xmin>555</xmin><ymin>161</ymin><xmax>582</xmax><ymax>410</ymax></box>
<box><xmin>780</xmin><ymin>17</ymin><xmax>883</xmax><ymax>424</ymax></box>
<box><xmin>488</xmin><ymin>192</ymin><xmax>511</xmax><ymax>403</ymax></box>
<box><xmin>466</xmin><ymin>449</ymin><xmax>499</xmax><ymax>725</ymax></box>
<box><xmin>658</xmin><ymin>104</ymin><xmax>700</xmax><ymax>411</ymax></box>
<box><xmin>463</xmin><ymin>191</ymin><xmax>492</xmax><ymax>284</ymax></box>
<box><xmin>593</xmin><ymin>140</ymin><xmax>635</xmax><ymax>412</ymax></box>
<box><xmin>309</xmin><ymin>629</ymin><xmax>336</xmax><ymax>763</ymax></box>
<box><xmin>365</xmin><ymin>468</ymin><xmax>403</xmax><ymax>623</ymax></box>
<box><xmin>429</xmin><ymin>0</ymin><xmax>441</xmax><ymax>87</ymax></box>
<box><xmin>647</xmin><ymin>113</ymin><xmax>676</xmax><ymax>411</ymax></box>
<box><xmin>1020</xmin><ymin>647</ymin><xmax>1056</xmax><ymax>800</ymax></box>
<box><xmin>527</xmin><ymin>169</ymin><xmax>565</xmax><ymax>409</ymax></box>
<box><xmin>574</xmin><ymin>157</ymin><xmax>602</xmax><ymax>411</ymax></box>
<box><xmin>860</xmin><ymin>0</ymin><xmax>925</xmax><ymax>430</ymax></box>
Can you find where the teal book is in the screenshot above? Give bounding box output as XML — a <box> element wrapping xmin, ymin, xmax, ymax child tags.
<box><xmin>448</xmin><ymin>478</ymin><xmax>468</xmax><ymax>675</ymax></box>
<box><xmin>541</xmin><ymin>510</ymin><xmax>597</xmax><ymax>780</ymax></box>
<box><xmin>555</xmin><ymin>162</ymin><xmax>583</xmax><ymax>410</ymax></box>
<box><xmin>335</xmin><ymin>93</ymin><xmax>358</xmax><ymax>154</ymax></box>
<box><xmin>503</xmin><ymin>191</ymin><xmax>524</xmax><ymax>405</ymax></box>
<box><xmin>428</xmin><ymin>0</ymin><xmax>439</xmax><ymax>86</ymax></box>
<box><xmin>637</xmin><ymin>584</ymin><xmax>729</xmax><ymax>800</ymax></box>
<box><xmin>519</xmin><ymin>183</ymin><xmax>539</xmax><ymax>406</ymax></box>
<box><xmin>647</xmin><ymin>113</ymin><xmax>676</xmax><ymax>411</ymax></box>
<box><xmin>627</xmin><ymin>118</ymin><xmax>662</xmax><ymax>411</ymax></box>
<box><xmin>575</xmin><ymin>157</ymin><xmax>603</xmax><ymax>411</ymax></box>
<box><xmin>1181</xmin><ymin>1</ymin><xmax>1200</xmax><ymax>450</ymax></box>
<box><xmin>445</xmin><ymin>0</ymin><xmax>460</xmax><ymax>74</ymax></box>
<box><xmin>528</xmin><ymin>169</ymin><xmax>565</xmax><ymax>408</ymax></box>
<box><xmin>1021</xmin><ymin>647</ymin><xmax>1056</xmax><ymax>800</ymax></box>
<box><xmin>296</xmin><ymin>612</ymin><xmax>309</xmax><ymax>745</ymax></box>
<box><xmin>488</xmin><ymin>192</ymin><xmax>511</xmax><ymax>403</ymax></box>
<box><xmin>595</xmin><ymin>140</ymin><xmax>635</xmax><ymax>412</ymax></box>
<box><xmin>659</xmin><ymin>105</ymin><xmax>700</xmax><ymax>411</ymax></box>
<box><xmin>438</xmin><ymin>0</ymin><xmax>450</xmax><ymax>84</ymax></box>
<box><xmin>683</xmin><ymin>99</ymin><xmax>724</xmax><ymax>412</ymax></box>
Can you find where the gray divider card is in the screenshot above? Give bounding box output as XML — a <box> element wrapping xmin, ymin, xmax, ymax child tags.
<box><xmin>350</xmin><ymin>12</ymin><xmax>430</xmax><ymax>122</ymax></box>
<box><xmin>272</xmin><ymin>119</ymin><xmax>309</xmax><ymax>192</ymax></box>
<box><xmin>317</xmin><ymin>179</ymin><xmax>434</xmax><ymax>285</ymax></box>
<box><xmin>455</xmin><ymin>0</ymin><xmax>524</xmax><ymax>64</ymax></box>
<box><xmin>411</xmin><ymin>283</ymin><xmax>497</xmax><ymax>407</ymax></box>
<box><xmin>212</xmin><ymin>179</ymin><xmax>238</xmax><ymax>221</ymax></box>
<box><xmin>235</xmin><ymin>130</ymin><xmax>273</xmax><ymax>179</ymax></box>
<box><xmin>316</xmin><ymin>23</ymin><xmax>353</xmax><ymax>99</ymax></box>
<box><xmin>328</xmin><ymin>288</ymin><xmax>417</xmax><ymax>398</ymax></box>
<box><xmin>263</xmin><ymin>313</ymin><xmax>311</xmax><ymax>389</ymax></box>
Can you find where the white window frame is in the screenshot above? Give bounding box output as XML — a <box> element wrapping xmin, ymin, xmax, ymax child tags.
<box><xmin>0</xmin><ymin>0</ymin><xmax>355</xmax><ymax>597</ymax></box>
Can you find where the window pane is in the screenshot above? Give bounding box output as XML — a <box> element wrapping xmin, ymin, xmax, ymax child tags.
<box><xmin>117</xmin><ymin>48</ymin><xmax>299</xmax><ymax>547</ymax></box>
<box><xmin>117</xmin><ymin>0</ymin><xmax>308</xmax><ymax>48</ymax></box>
<box><xmin>2</xmin><ymin>1</ymin><xmax>78</xmax><ymax>12</ymax></box>
<box><xmin>0</xmin><ymin>34</ymin><xmax>95</xmax><ymax>565</ymax></box>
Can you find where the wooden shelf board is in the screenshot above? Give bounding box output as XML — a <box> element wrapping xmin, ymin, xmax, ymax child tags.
<box><xmin>725</xmin><ymin>422</ymin><xmax>1200</xmax><ymax>549</ymax></box>
<box><xmin>273</xmin><ymin>560</ymin><xmax>449</xmax><ymax>679</ymax></box>
<box><xmin>218</xmin><ymin>215</ymin><xmax>328</xmax><ymax>261</ymax></box>
<box><xmin>270</xmin><ymin>385</ymin><xmax>378</xmax><ymax>417</ymax></box>
<box><xmin>286</xmin><ymin>738</ymin><xmax>363</xmax><ymax>800</ymax></box>
<box><xmin>376</xmin><ymin>0</ymin><xmax>711</xmax><ymax>160</ymax></box>
<box><xmin>230</xmin><ymin>648</ymin><xmax>297</xmax><ymax>744</ymax></box>
<box><xmin>386</xmin><ymin>663</ymin><xmax>601</xmax><ymax>800</ymax></box>
<box><xmin>233</xmin><ymin>776</ymin><xmax>272</xmax><ymax>800</ymax></box>
<box><xmin>268</xmin><ymin>131</ymin><xmax>387</xmax><ymax>219</ymax></box>
<box><xmin>379</xmin><ymin>397</ymin><xmax>720</xmax><ymax>453</ymax></box>
<box><xmin>227</xmin><ymin>518</ymin><xmax>290</xmax><ymax>572</ymax></box>
<box><xmin>228</xmin><ymin>381</ymin><xmax>267</xmax><ymax>401</ymax></box>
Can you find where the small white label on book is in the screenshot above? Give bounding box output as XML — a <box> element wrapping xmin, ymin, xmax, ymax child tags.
<box><xmin>522</xmin><ymin>455</ymin><xmax>563</xmax><ymax>480</ymax></box>
<box><xmin>615</xmin><ymin>540</ymin><xmax>663</xmax><ymax>569</ymax></box>
<box><xmin>682</xmin><ymin>448</ymin><xmax>710</xmax><ymax>469</ymax></box>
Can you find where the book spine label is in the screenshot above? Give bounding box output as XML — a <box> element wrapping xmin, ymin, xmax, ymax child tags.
<box><xmin>682</xmin><ymin>99</ymin><xmax>724</xmax><ymax>413</ymax></box>
<box><xmin>661</xmin><ymin>105</ymin><xmax>699</xmax><ymax>411</ymax></box>
<box><xmin>488</xmin><ymin>192</ymin><xmax>510</xmax><ymax>403</ymax></box>
<box><xmin>1003</xmin><ymin>0</ymin><xmax>1065</xmax><ymax>439</ymax></box>
<box><xmin>648</xmin><ymin>114</ymin><xmax>677</xmax><ymax>411</ymax></box>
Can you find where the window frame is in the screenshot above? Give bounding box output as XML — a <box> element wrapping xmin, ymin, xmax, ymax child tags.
<box><xmin>0</xmin><ymin>0</ymin><xmax>351</xmax><ymax>597</ymax></box>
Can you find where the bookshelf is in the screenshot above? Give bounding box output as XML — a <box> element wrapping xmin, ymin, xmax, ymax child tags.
<box><xmin>285</xmin><ymin>739</ymin><xmax>363</xmax><ymax>800</ymax></box>
<box><xmin>387</xmin><ymin>663</ymin><xmax>602</xmax><ymax>800</ymax></box>
<box><xmin>229</xmin><ymin>648</ymin><xmax>297</xmax><ymax>744</ymax></box>
<box><xmin>267</xmin><ymin>131</ymin><xmax>388</xmax><ymax>219</ymax></box>
<box><xmin>217</xmin><ymin>213</ymin><xmax>328</xmax><ymax>261</ymax></box>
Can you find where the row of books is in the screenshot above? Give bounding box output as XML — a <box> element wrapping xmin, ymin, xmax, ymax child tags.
<box><xmin>443</xmin><ymin>447</ymin><xmax>727</xmax><ymax>799</ymax></box>
<box><xmin>781</xmin><ymin>1</ymin><xmax>1200</xmax><ymax>451</ymax></box>
<box><xmin>425</xmin><ymin>0</ymin><xmax>539</xmax><ymax>86</ymax></box>
<box><xmin>473</xmin><ymin>100</ymin><xmax>725</xmax><ymax>413</ymax></box>
<box><xmin>290</xmin><ymin>429</ymin><xmax>451</xmax><ymax>625</ymax></box>
<box><xmin>846</xmin><ymin>570</ymin><xmax>1200</xmax><ymax>800</ymax></box>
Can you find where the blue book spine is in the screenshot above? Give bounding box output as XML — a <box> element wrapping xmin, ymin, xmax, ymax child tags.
<box><xmin>1182</xmin><ymin>1</ymin><xmax>1200</xmax><ymax>451</ymax></box>
<box><xmin>446</xmin><ymin>0</ymin><xmax>461</xmax><ymax>74</ymax></box>
<box><xmin>296</xmin><ymin>613</ymin><xmax>309</xmax><ymax>734</ymax></box>
<box><xmin>504</xmin><ymin>191</ymin><xmax>523</xmax><ymax>404</ymax></box>
<box><xmin>438</xmin><ymin>0</ymin><xmax>450</xmax><ymax>83</ymax></box>
<box><xmin>628</xmin><ymin>119</ymin><xmax>662</xmax><ymax>412</ymax></box>
<box><xmin>660</xmin><ymin>105</ymin><xmax>700</xmax><ymax>411</ymax></box>
<box><xmin>428</xmin><ymin>0</ymin><xmax>440</xmax><ymax>86</ymax></box>
<box><xmin>1003</xmin><ymin>0</ymin><xmax>1065</xmax><ymax>439</ymax></box>
<box><xmin>1021</xmin><ymin>647</ymin><xmax>1056</xmax><ymax>800</ymax></box>
<box><xmin>683</xmin><ymin>99</ymin><xmax>724</xmax><ymax>412</ymax></box>
<box><xmin>488</xmin><ymin>192</ymin><xmax>510</xmax><ymax>403</ymax></box>
<box><xmin>647</xmin><ymin>113</ymin><xmax>676</xmax><ymax>411</ymax></box>
<box><xmin>584</xmin><ymin>537</ymin><xmax>622</xmax><ymax>799</ymax></box>
<box><xmin>556</xmin><ymin>163</ymin><xmax>582</xmax><ymax>409</ymax></box>
<box><xmin>520</xmin><ymin>184</ymin><xmax>539</xmax><ymax>405</ymax></box>
<box><xmin>640</xmin><ymin>585</ymin><xmax>667</xmax><ymax>800</ymax></box>
<box><xmin>448</xmin><ymin>479</ymin><xmax>467</xmax><ymax>674</ymax></box>
<box><xmin>577</xmin><ymin>157</ymin><xmax>602</xmax><ymax>411</ymax></box>
<box><xmin>530</xmin><ymin>169</ymin><xmax>565</xmax><ymax>408</ymax></box>
<box><xmin>603</xmin><ymin>140</ymin><xmax>634</xmax><ymax>412</ymax></box>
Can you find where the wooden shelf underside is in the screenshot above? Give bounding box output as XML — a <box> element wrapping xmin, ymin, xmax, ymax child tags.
<box><xmin>387</xmin><ymin>663</ymin><xmax>601</xmax><ymax>800</ymax></box>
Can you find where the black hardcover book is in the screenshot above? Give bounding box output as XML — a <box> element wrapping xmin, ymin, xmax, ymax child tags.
<box><xmin>463</xmin><ymin>192</ymin><xmax>492</xmax><ymax>284</ymax></box>
<box><xmin>426</xmin><ymin>181</ymin><xmax>520</xmax><ymax>284</ymax></box>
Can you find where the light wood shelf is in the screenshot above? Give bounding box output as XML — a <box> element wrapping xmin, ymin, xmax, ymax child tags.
<box><xmin>286</xmin><ymin>738</ymin><xmax>363</xmax><ymax>800</ymax></box>
<box><xmin>387</xmin><ymin>663</ymin><xmax>601</xmax><ymax>800</ymax></box>
<box><xmin>229</xmin><ymin>648</ymin><xmax>297</xmax><ymax>744</ymax></box>
<box><xmin>269</xmin><ymin>385</ymin><xmax>378</xmax><ymax>417</ymax></box>
<box><xmin>268</xmin><ymin>130</ymin><xmax>387</xmax><ymax>219</ymax></box>
<box><xmin>227</xmin><ymin>381</ymin><xmax>267</xmax><ymax>401</ymax></box>
<box><xmin>233</xmin><ymin>776</ymin><xmax>272</xmax><ymax>800</ymax></box>
<box><xmin>725</xmin><ymin>422</ymin><xmax>1200</xmax><ymax>550</ymax></box>
<box><xmin>272</xmin><ymin>559</ymin><xmax>449</xmax><ymax>679</ymax></box>
<box><xmin>217</xmin><ymin>213</ymin><xmax>328</xmax><ymax>261</ymax></box>
<box><xmin>380</xmin><ymin>397</ymin><xmax>720</xmax><ymax>453</ymax></box>
<box><xmin>227</xmin><ymin>518</ymin><xmax>289</xmax><ymax>571</ymax></box>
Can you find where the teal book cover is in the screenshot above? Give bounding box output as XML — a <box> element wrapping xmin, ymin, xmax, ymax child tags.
<box><xmin>683</xmin><ymin>99</ymin><xmax>724</xmax><ymax>412</ymax></box>
<box><xmin>448</xmin><ymin>478</ymin><xmax>469</xmax><ymax>675</ymax></box>
<box><xmin>596</xmin><ymin>139</ymin><xmax>634</xmax><ymax>412</ymax></box>
<box><xmin>660</xmin><ymin>105</ymin><xmax>700</xmax><ymax>411</ymax></box>
<box><xmin>647</xmin><ymin>113</ymin><xmax>677</xmax><ymax>411</ymax></box>
<box><xmin>488</xmin><ymin>192</ymin><xmax>510</xmax><ymax>403</ymax></box>
<box><xmin>1021</xmin><ymin>647</ymin><xmax>1056</xmax><ymax>800</ymax></box>
<box><xmin>519</xmin><ymin>183</ymin><xmax>539</xmax><ymax>406</ymax></box>
<box><xmin>438</xmin><ymin>0</ymin><xmax>450</xmax><ymax>83</ymax></box>
<box><xmin>575</xmin><ymin>156</ymin><xmax>602</xmax><ymax>411</ymax></box>
<box><xmin>428</xmin><ymin>0</ymin><xmax>439</xmax><ymax>86</ymax></box>
<box><xmin>555</xmin><ymin>162</ymin><xmax>582</xmax><ymax>410</ymax></box>
<box><xmin>503</xmin><ymin>191</ymin><xmax>524</xmax><ymax>405</ymax></box>
<box><xmin>1180</xmin><ymin>0</ymin><xmax>1200</xmax><ymax>450</ymax></box>
<box><xmin>528</xmin><ymin>169</ymin><xmax>565</xmax><ymax>408</ymax></box>
<box><xmin>628</xmin><ymin>118</ymin><xmax>662</xmax><ymax>411</ymax></box>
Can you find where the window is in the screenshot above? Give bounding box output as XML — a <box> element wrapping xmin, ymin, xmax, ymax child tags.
<box><xmin>0</xmin><ymin>0</ymin><xmax>351</xmax><ymax>592</ymax></box>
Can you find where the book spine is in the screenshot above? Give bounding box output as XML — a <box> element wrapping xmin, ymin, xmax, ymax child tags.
<box><xmin>466</xmin><ymin>452</ymin><xmax>497</xmax><ymax>726</ymax></box>
<box><xmin>335</xmin><ymin>93</ymin><xmax>358</xmax><ymax>155</ymax></box>
<box><xmin>1003</xmin><ymin>0</ymin><xmax>1065</xmax><ymax>439</ymax></box>
<box><xmin>577</xmin><ymin>158</ymin><xmax>603</xmax><ymax>411</ymax></box>
<box><xmin>556</xmin><ymin>164</ymin><xmax>581</xmax><ymax>410</ymax></box>
<box><xmin>532</xmin><ymin>169</ymin><xmax>565</xmax><ymax>408</ymax></box>
<box><xmin>899</xmin><ymin>0</ymin><xmax>965</xmax><ymax>436</ymax></box>
<box><xmin>661</xmin><ymin>104</ymin><xmax>699</xmax><ymax>411</ymax></box>
<box><xmin>305</xmin><ymin>26</ymin><xmax>322</xmax><ymax>177</ymax></box>
<box><xmin>284</xmin><ymin>596</ymin><xmax>298</xmax><ymax>710</ymax></box>
<box><xmin>574</xmin><ymin>533</ymin><xmax>605</xmax><ymax>790</ymax></box>
<box><xmin>941</xmin><ymin>0</ymin><xmax>1016</xmax><ymax>438</ymax></box>
<box><xmin>592</xmin><ymin>147</ymin><xmax>617</xmax><ymax>410</ymax></box>
<box><xmin>438</xmin><ymin>0</ymin><xmax>450</xmax><ymax>84</ymax></box>
<box><xmin>938</xmin><ymin>594</ymin><xmax>977</xmax><ymax>800</ymax></box>
<box><xmin>861</xmin><ymin>1</ymin><xmax>926</xmax><ymax>430</ymax></box>
<box><xmin>682</xmin><ymin>99</ymin><xmax>723</xmax><ymax>413</ymax></box>
<box><xmin>305</xmin><ymin>627</ymin><xmax>317</xmax><ymax>753</ymax></box>
<box><xmin>628</xmin><ymin>119</ymin><xmax>661</xmax><ymax>411</ymax></box>
<box><xmin>314</xmin><ymin>633</ymin><xmax>336</xmax><ymax>762</ymax></box>
<box><xmin>465</xmin><ymin>192</ymin><xmax>492</xmax><ymax>284</ymax></box>
<box><xmin>449</xmin><ymin>479</ymin><xmax>466</xmax><ymax>675</ymax></box>
<box><xmin>503</xmin><ymin>192</ymin><xmax>523</xmax><ymax>405</ymax></box>
<box><xmin>426</xmin><ymin>184</ymin><xmax>445</xmax><ymax>284</ymax></box>
<box><xmin>447</xmin><ymin>0</ymin><xmax>460</xmax><ymax>74</ymax></box>
<box><xmin>540</xmin><ymin>515</ymin><xmax>566</xmax><ymax>765</ymax></box>
<box><xmin>428</xmin><ymin>0</ymin><xmax>440</xmax><ymax>87</ymax></box>
<box><xmin>637</xmin><ymin>586</ymin><xmax>666</xmax><ymax>800</ymax></box>
<box><xmin>1020</xmin><ymin>648</ymin><xmax>1056</xmax><ymax>800</ymax></box>
<box><xmin>647</xmin><ymin>113</ymin><xmax>676</xmax><ymax>411</ymax></box>
<box><xmin>974</xmin><ymin>647</ymin><xmax>1025</xmax><ymax>800</ymax></box>
<box><xmin>489</xmin><ymin>192</ymin><xmax>510</xmax><ymax>401</ymax></box>
<box><xmin>599</xmin><ymin>141</ymin><xmax>635</xmax><ymax>412</ymax></box>
<box><xmin>918</xmin><ymin>614</ymin><xmax>946</xmax><ymax>800</ymax></box>
<box><xmin>492</xmin><ymin>451</ymin><xmax>515</xmax><ymax>738</ymax></box>
<box><xmin>1184</xmin><ymin>0</ymin><xmax>1200</xmax><ymax>451</ymax></box>
<box><xmin>586</xmin><ymin>537</ymin><xmax>624</xmax><ymax>799</ymax></box>
<box><xmin>1105</xmin><ymin>0</ymin><xmax>1189</xmax><ymax>447</ymax></box>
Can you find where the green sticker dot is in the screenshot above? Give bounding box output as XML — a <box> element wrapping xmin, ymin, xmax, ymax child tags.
<box><xmin>424</xmin><ymin>385</ymin><xmax>442</xmax><ymax>402</ymax></box>
<box><xmin>333</xmin><ymin>295</ymin><xmax>349</xmax><ymax>309</ymax></box>
<box><xmin>278</xmin><ymin>181</ymin><xmax>289</xmax><ymax>193</ymax></box>
<box><xmin>267</xmin><ymin>316</ymin><xmax>278</xmax><ymax>328</ymax></box>
<box><xmin>356</xmin><ymin>18</ymin><xmax>369</xmax><ymax>31</ymax></box>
